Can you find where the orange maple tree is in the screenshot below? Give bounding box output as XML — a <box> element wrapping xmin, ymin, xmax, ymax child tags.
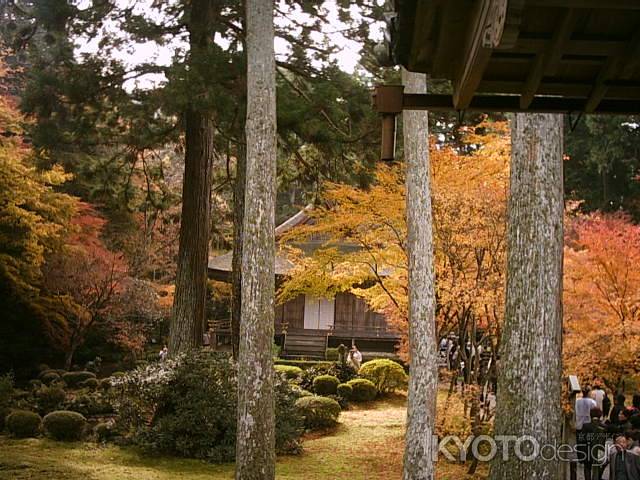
<box><xmin>563</xmin><ymin>210</ymin><xmax>640</xmax><ymax>390</ymax></box>
<box><xmin>279</xmin><ymin>120</ymin><xmax>509</xmax><ymax>360</ymax></box>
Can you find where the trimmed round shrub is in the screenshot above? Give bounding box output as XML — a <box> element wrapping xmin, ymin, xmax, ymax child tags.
<box><xmin>42</xmin><ymin>410</ymin><xmax>87</xmax><ymax>441</ymax></box>
<box><xmin>99</xmin><ymin>378</ymin><xmax>112</xmax><ymax>390</ymax></box>
<box><xmin>347</xmin><ymin>378</ymin><xmax>377</xmax><ymax>402</ymax></box>
<box><xmin>275</xmin><ymin>364</ymin><xmax>303</xmax><ymax>380</ymax></box>
<box><xmin>295</xmin><ymin>395</ymin><xmax>341</xmax><ymax>430</ymax></box>
<box><xmin>79</xmin><ymin>378</ymin><xmax>99</xmax><ymax>390</ymax></box>
<box><xmin>29</xmin><ymin>379</ymin><xmax>42</xmax><ymax>390</ymax></box>
<box><xmin>6</xmin><ymin>410</ymin><xmax>41</xmax><ymax>438</ymax></box>
<box><xmin>40</xmin><ymin>371</ymin><xmax>61</xmax><ymax>386</ymax></box>
<box><xmin>62</xmin><ymin>371</ymin><xmax>96</xmax><ymax>388</ymax></box>
<box><xmin>312</xmin><ymin>375</ymin><xmax>340</xmax><ymax>396</ymax></box>
<box><xmin>37</xmin><ymin>364</ymin><xmax>50</xmax><ymax>373</ymax></box>
<box><xmin>36</xmin><ymin>386</ymin><xmax>66</xmax><ymax>414</ymax></box>
<box><xmin>358</xmin><ymin>359</ymin><xmax>408</xmax><ymax>394</ymax></box>
<box><xmin>337</xmin><ymin>383</ymin><xmax>353</xmax><ymax>400</ymax></box>
<box><xmin>110</xmin><ymin>371</ymin><xmax>126</xmax><ymax>378</ymax></box>
<box><xmin>325</xmin><ymin>348</ymin><xmax>339</xmax><ymax>361</ymax></box>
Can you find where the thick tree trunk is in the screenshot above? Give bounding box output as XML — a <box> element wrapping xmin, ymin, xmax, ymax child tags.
<box><xmin>235</xmin><ymin>1</ymin><xmax>276</xmax><ymax>479</ymax></box>
<box><xmin>489</xmin><ymin>113</ymin><xmax>564</xmax><ymax>480</ymax></box>
<box><xmin>169</xmin><ymin>110</ymin><xmax>214</xmax><ymax>352</ymax></box>
<box><xmin>231</xmin><ymin>142</ymin><xmax>246</xmax><ymax>360</ymax></box>
<box><xmin>169</xmin><ymin>0</ymin><xmax>216</xmax><ymax>353</ymax></box>
<box><xmin>401</xmin><ymin>68</ymin><xmax>438</xmax><ymax>480</ymax></box>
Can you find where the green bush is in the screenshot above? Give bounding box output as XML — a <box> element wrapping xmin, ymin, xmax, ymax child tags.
<box><xmin>65</xmin><ymin>393</ymin><xmax>114</xmax><ymax>416</ymax></box>
<box><xmin>6</xmin><ymin>410</ymin><xmax>41</xmax><ymax>438</ymax></box>
<box><xmin>99</xmin><ymin>378</ymin><xmax>112</xmax><ymax>390</ymax></box>
<box><xmin>325</xmin><ymin>348</ymin><xmax>339</xmax><ymax>361</ymax></box>
<box><xmin>347</xmin><ymin>378</ymin><xmax>377</xmax><ymax>402</ymax></box>
<box><xmin>62</xmin><ymin>371</ymin><xmax>97</xmax><ymax>388</ymax></box>
<box><xmin>312</xmin><ymin>375</ymin><xmax>340</xmax><ymax>396</ymax></box>
<box><xmin>111</xmin><ymin>351</ymin><xmax>304</xmax><ymax>462</ymax></box>
<box><xmin>358</xmin><ymin>359</ymin><xmax>407</xmax><ymax>394</ymax></box>
<box><xmin>337</xmin><ymin>383</ymin><xmax>353</xmax><ymax>400</ymax></box>
<box><xmin>274</xmin><ymin>364</ymin><xmax>303</xmax><ymax>380</ymax></box>
<box><xmin>79</xmin><ymin>378</ymin><xmax>99</xmax><ymax>390</ymax></box>
<box><xmin>111</xmin><ymin>371</ymin><xmax>126</xmax><ymax>378</ymax></box>
<box><xmin>94</xmin><ymin>422</ymin><xmax>113</xmax><ymax>442</ymax></box>
<box><xmin>42</xmin><ymin>410</ymin><xmax>87</xmax><ymax>441</ymax></box>
<box><xmin>36</xmin><ymin>386</ymin><xmax>66</xmax><ymax>414</ymax></box>
<box><xmin>295</xmin><ymin>396</ymin><xmax>341</xmax><ymax>430</ymax></box>
<box><xmin>29</xmin><ymin>379</ymin><xmax>42</xmax><ymax>390</ymax></box>
<box><xmin>39</xmin><ymin>371</ymin><xmax>61</xmax><ymax>385</ymax></box>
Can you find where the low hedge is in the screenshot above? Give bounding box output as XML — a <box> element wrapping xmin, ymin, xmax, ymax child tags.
<box><xmin>274</xmin><ymin>365</ymin><xmax>304</xmax><ymax>380</ymax></box>
<box><xmin>42</xmin><ymin>410</ymin><xmax>87</xmax><ymax>441</ymax></box>
<box><xmin>312</xmin><ymin>375</ymin><xmax>339</xmax><ymax>396</ymax></box>
<box><xmin>274</xmin><ymin>359</ymin><xmax>333</xmax><ymax>370</ymax></box>
<box><xmin>358</xmin><ymin>359</ymin><xmax>408</xmax><ymax>394</ymax></box>
<box><xmin>346</xmin><ymin>378</ymin><xmax>377</xmax><ymax>402</ymax></box>
<box><xmin>62</xmin><ymin>371</ymin><xmax>96</xmax><ymax>388</ymax></box>
<box><xmin>336</xmin><ymin>383</ymin><xmax>353</xmax><ymax>400</ymax></box>
<box><xmin>295</xmin><ymin>395</ymin><xmax>341</xmax><ymax>430</ymax></box>
<box><xmin>6</xmin><ymin>410</ymin><xmax>41</xmax><ymax>438</ymax></box>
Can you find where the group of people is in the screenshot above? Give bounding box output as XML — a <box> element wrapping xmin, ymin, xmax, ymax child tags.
<box><xmin>575</xmin><ymin>384</ymin><xmax>640</xmax><ymax>480</ymax></box>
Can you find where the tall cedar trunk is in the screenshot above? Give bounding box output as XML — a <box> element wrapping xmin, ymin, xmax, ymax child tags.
<box><xmin>401</xmin><ymin>69</ymin><xmax>438</xmax><ymax>480</ymax></box>
<box><xmin>235</xmin><ymin>1</ymin><xmax>276</xmax><ymax>479</ymax></box>
<box><xmin>489</xmin><ymin>113</ymin><xmax>564</xmax><ymax>480</ymax></box>
<box><xmin>169</xmin><ymin>0</ymin><xmax>215</xmax><ymax>353</ymax></box>
<box><xmin>231</xmin><ymin>142</ymin><xmax>246</xmax><ymax>359</ymax></box>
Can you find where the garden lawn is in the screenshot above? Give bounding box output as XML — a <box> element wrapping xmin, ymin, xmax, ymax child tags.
<box><xmin>0</xmin><ymin>394</ymin><xmax>486</xmax><ymax>480</ymax></box>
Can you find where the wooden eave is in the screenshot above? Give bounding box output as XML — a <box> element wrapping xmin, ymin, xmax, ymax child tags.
<box><xmin>391</xmin><ymin>0</ymin><xmax>640</xmax><ymax>113</ymax></box>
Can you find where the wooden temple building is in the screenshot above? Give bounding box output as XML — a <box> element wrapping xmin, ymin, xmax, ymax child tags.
<box><xmin>208</xmin><ymin>208</ymin><xmax>400</xmax><ymax>359</ymax></box>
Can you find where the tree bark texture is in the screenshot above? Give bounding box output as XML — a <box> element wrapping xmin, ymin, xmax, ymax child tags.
<box><xmin>231</xmin><ymin>142</ymin><xmax>246</xmax><ymax>360</ymax></box>
<box><xmin>489</xmin><ymin>113</ymin><xmax>564</xmax><ymax>480</ymax></box>
<box><xmin>168</xmin><ymin>0</ymin><xmax>216</xmax><ymax>353</ymax></box>
<box><xmin>401</xmin><ymin>68</ymin><xmax>438</xmax><ymax>480</ymax></box>
<box><xmin>169</xmin><ymin>110</ymin><xmax>214</xmax><ymax>353</ymax></box>
<box><xmin>235</xmin><ymin>1</ymin><xmax>276</xmax><ymax>479</ymax></box>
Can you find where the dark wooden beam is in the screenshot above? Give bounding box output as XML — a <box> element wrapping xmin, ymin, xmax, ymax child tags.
<box><xmin>526</xmin><ymin>0</ymin><xmax>640</xmax><ymax>9</ymax></box>
<box><xmin>514</xmin><ymin>38</ymin><xmax>625</xmax><ymax>57</ymax></box>
<box><xmin>402</xmin><ymin>93</ymin><xmax>640</xmax><ymax>114</ymax></box>
<box><xmin>453</xmin><ymin>0</ymin><xmax>508</xmax><ymax>109</ymax></box>
<box><xmin>520</xmin><ymin>9</ymin><xmax>576</xmax><ymax>109</ymax></box>
<box><xmin>585</xmin><ymin>27</ymin><xmax>640</xmax><ymax>112</ymax></box>
<box><xmin>479</xmin><ymin>80</ymin><xmax>640</xmax><ymax>99</ymax></box>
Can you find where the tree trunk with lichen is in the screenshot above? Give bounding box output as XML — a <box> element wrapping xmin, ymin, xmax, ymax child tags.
<box><xmin>489</xmin><ymin>113</ymin><xmax>564</xmax><ymax>480</ymax></box>
<box><xmin>402</xmin><ymin>68</ymin><xmax>438</xmax><ymax>480</ymax></box>
<box><xmin>235</xmin><ymin>0</ymin><xmax>276</xmax><ymax>478</ymax></box>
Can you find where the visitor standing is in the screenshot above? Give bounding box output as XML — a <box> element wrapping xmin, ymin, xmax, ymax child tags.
<box><xmin>577</xmin><ymin>387</ymin><xmax>598</xmax><ymax>431</ymax></box>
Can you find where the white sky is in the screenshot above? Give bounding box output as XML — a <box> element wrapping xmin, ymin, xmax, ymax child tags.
<box><xmin>75</xmin><ymin>0</ymin><xmax>386</xmax><ymax>90</ymax></box>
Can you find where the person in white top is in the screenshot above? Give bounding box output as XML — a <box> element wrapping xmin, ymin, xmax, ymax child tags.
<box><xmin>591</xmin><ymin>383</ymin><xmax>606</xmax><ymax>412</ymax></box>
<box><xmin>576</xmin><ymin>386</ymin><xmax>598</xmax><ymax>431</ymax></box>
<box><xmin>348</xmin><ymin>345</ymin><xmax>363</xmax><ymax>371</ymax></box>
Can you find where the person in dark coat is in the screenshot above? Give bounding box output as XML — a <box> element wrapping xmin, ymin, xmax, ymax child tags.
<box><xmin>581</xmin><ymin>408</ymin><xmax>608</xmax><ymax>480</ymax></box>
<box><xmin>612</xmin><ymin>395</ymin><xmax>628</xmax><ymax>425</ymax></box>
<box><xmin>606</xmin><ymin>434</ymin><xmax>640</xmax><ymax>480</ymax></box>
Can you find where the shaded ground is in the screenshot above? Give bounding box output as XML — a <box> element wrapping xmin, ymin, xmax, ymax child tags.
<box><xmin>0</xmin><ymin>395</ymin><xmax>486</xmax><ymax>479</ymax></box>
